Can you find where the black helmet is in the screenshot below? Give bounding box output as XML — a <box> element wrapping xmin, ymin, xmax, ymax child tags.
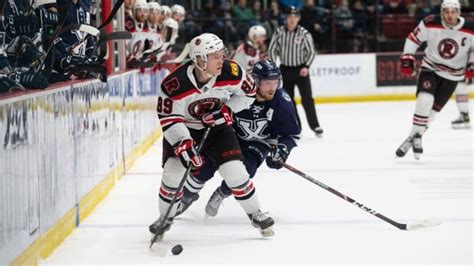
<box><xmin>252</xmin><ymin>60</ymin><xmax>282</xmax><ymax>87</ymax></box>
<box><xmin>284</xmin><ymin>6</ymin><xmax>300</xmax><ymax>16</ymax></box>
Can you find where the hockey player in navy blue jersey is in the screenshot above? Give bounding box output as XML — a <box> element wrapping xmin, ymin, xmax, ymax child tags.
<box><xmin>51</xmin><ymin>0</ymin><xmax>99</xmax><ymax>82</ymax></box>
<box><xmin>177</xmin><ymin>60</ymin><xmax>301</xmax><ymax>217</ymax></box>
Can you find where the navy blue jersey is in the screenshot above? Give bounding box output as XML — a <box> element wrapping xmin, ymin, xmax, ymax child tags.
<box><xmin>233</xmin><ymin>88</ymin><xmax>300</xmax><ymax>151</ymax></box>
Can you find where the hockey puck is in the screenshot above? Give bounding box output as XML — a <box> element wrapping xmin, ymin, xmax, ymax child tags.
<box><xmin>171</xmin><ymin>244</ymin><xmax>183</xmax><ymax>255</ymax></box>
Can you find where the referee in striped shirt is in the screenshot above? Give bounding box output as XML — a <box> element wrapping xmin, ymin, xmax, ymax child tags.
<box><xmin>268</xmin><ymin>6</ymin><xmax>323</xmax><ymax>137</ymax></box>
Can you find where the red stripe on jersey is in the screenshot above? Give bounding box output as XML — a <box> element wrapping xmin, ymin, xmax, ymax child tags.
<box><xmin>459</xmin><ymin>28</ymin><xmax>474</xmax><ymax>35</ymax></box>
<box><xmin>408</xmin><ymin>33</ymin><xmax>422</xmax><ymax>45</ymax></box>
<box><xmin>214</xmin><ymin>79</ymin><xmax>241</xmax><ymax>88</ymax></box>
<box><xmin>171</xmin><ymin>88</ymin><xmax>200</xmax><ymax>100</ymax></box>
<box><xmin>160</xmin><ymin>116</ymin><xmax>185</xmax><ymax>127</ymax></box>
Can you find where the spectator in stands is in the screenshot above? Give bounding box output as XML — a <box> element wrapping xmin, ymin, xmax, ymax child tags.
<box><xmin>415</xmin><ymin>0</ymin><xmax>433</xmax><ymax>22</ymax></box>
<box><xmin>300</xmin><ymin>0</ymin><xmax>331</xmax><ymax>52</ymax></box>
<box><xmin>351</xmin><ymin>0</ymin><xmax>369</xmax><ymax>52</ymax></box>
<box><xmin>222</xmin><ymin>0</ymin><xmax>239</xmax><ymax>48</ymax></box>
<box><xmin>264</xmin><ymin>0</ymin><xmax>285</xmax><ymax>38</ymax></box>
<box><xmin>334</xmin><ymin>0</ymin><xmax>354</xmax><ymax>52</ymax></box>
<box><xmin>200</xmin><ymin>2</ymin><xmax>221</xmax><ymax>36</ymax></box>
<box><xmin>382</xmin><ymin>0</ymin><xmax>409</xmax><ymax>15</ymax></box>
<box><xmin>252</xmin><ymin>0</ymin><xmax>265</xmax><ymax>22</ymax></box>
<box><xmin>232</xmin><ymin>0</ymin><xmax>255</xmax><ymax>40</ymax></box>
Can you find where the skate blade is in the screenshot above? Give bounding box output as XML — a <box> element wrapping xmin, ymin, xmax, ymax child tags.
<box><xmin>414</xmin><ymin>153</ymin><xmax>421</xmax><ymax>160</ymax></box>
<box><xmin>259</xmin><ymin>226</ymin><xmax>275</xmax><ymax>237</ymax></box>
<box><xmin>452</xmin><ymin>123</ymin><xmax>471</xmax><ymax>129</ymax></box>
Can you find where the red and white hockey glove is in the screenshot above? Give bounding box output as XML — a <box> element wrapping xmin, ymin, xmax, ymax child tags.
<box><xmin>400</xmin><ymin>54</ymin><xmax>416</xmax><ymax>76</ymax></box>
<box><xmin>202</xmin><ymin>105</ymin><xmax>233</xmax><ymax>127</ymax></box>
<box><xmin>174</xmin><ymin>139</ymin><xmax>203</xmax><ymax>169</ymax></box>
<box><xmin>465</xmin><ymin>63</ymin><xmax>474</xmax><ymax>79</ymax></box>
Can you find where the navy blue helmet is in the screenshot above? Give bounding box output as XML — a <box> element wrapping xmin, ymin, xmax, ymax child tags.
<box><xmin>251</xmin><ymin>60</ymin><xmax>282</xmax><ymax>87</ymax></box>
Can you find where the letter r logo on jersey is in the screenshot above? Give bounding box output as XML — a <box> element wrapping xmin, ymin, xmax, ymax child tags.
<box><xmin>164</xmin><ymin>77</ymin><xmax>180</xmax><ymax>95</ymax></box>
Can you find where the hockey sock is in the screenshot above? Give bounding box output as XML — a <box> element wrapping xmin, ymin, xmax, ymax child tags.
<box><xmin>184</xmin><ymin>174</ymin><xmax>205</xmax><ymax>196</ymax></box>
<box><xmin>425</xmin><ymin>109</ymin><xmax>439</xmax><ymax>132</ymax></box>
<box><xmin>410</xmin><ymin>92</ymin><xmax>434</xmax><ymax>137</ymax></box>
<box><xmin>219</xmin><ymin>161</ymin><xmax>260</xmax><ymax>214</ymax></box>
<box><xmin>455</xmin><ymin>82</ymin><xmax>470</xmax><ymax>114</ymax></box>
<box><xmin>159</xmin><ymin>182</ymin><xmax>183</xmax><ymax>217</ymax></box>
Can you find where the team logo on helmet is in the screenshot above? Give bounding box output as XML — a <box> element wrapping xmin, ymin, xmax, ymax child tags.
<box><xmin>195</xmin><ymin>38</ymin><xmax>201</xmax><ymax>46</ymax></box>
<box><xmin>188</xmin><ymin>98</ymin><xmax>220</xmax><ymax>119</ymax></box>
<box><xmin>438</xmin><ymin>38</ymin><xmax>458</xmax><ymax>59</ymax></box>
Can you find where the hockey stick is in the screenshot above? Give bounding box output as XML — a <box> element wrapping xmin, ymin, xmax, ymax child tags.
<box><xmin>160</xmin><ymin>43</ymin><xmax>190</xmax><ymax>64</ymax></box>
<box><xmin>98</xmin><ymin>0</ymin><xmax>124</xmax><ymax>30</ymax></box>
<box><xmin>149</xmin><ymin>127</ymin><xmax>212</xmax><ymax>249</ymax></box>
<box><xmin>281</xmin><ymin>162</ymin><xmax>441</xmax><ymax>230</ymax></box>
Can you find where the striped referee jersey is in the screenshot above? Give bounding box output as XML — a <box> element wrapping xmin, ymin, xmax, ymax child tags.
<box><xmin>268</xmin><ymin>25</ymin><xmax>317</xmax><ymax>67</ymax></box>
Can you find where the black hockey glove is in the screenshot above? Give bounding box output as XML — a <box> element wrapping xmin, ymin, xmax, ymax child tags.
<box><xmin>174</xmin><ymin>139</ymin><xmax>203</xmax><ymax>169</ymax></box>
<box><xmin>15</xmin><ymin>36</ymin><xmax>43</xmax><ymax>68</ymax></box>
<box><xmin>60</xmin><ymin>56</ymin><xmax>87</xmax><ymax>70</ymax></box>
<box><xmin>266</xmin><ymin>143</ymin><xmax>289</xmax><ymax>170</ymax></box>
<box><xmin>8</xmin><ymin>71</ymin><xmax>49</xmax><ymax>89</ymax></box>
<box><xmin>7</xmin><ymin>14</ymin><xmax>39</xmax><ymax>38</ymax></box>
<box><xmin>0</xmin><ymin>76</ymin><xmax>23</xmax><ymax>93</ymax></box>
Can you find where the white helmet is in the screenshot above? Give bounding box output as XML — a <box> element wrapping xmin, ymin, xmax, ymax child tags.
<box><xmin>164</xmin><ymin>18</ymin><xmax>179</xmax><ymax>30</ymax></box>
<box><xmin>171</xmin><ymin>4</ymin><xmax>185</xmax><ymax>16</ymax></box>
<box><xmin>161</xmin><ymin>5</ymin><xmax>172</xmax><ymax>17</ymax></box>
<box><xmin>441</xmin><ymin>0</ymin><xmax>460</xmax><ymax>10</ymax></box>
<box><xmin>147</xmin><ymin>2</ymin><xmax>161</xmax><ymax>12</ymax></box>
<box><xmin>248</xmin><ymin>25</ymin><xmax>267</xmax><ymax>42</ymax></box>
<box><xmin>133</xmin><ymin>0</ymin><xmax>148</xmax><ymax>10</ymax></box>
<box><xmin>189</xmin><ymin>33</ymin><xmax>225</xmax><ymax>64</ymax></box>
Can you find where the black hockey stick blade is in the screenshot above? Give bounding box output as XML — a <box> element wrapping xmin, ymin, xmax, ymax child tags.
<box><xmin>149</xmin><ymin>127</ymin><xmax>212</xmax><ymax>249</ymax></box>
<box><xmin>281</xmin><ymin>162</ymin><xmax>442</xmax><ymax>231</ymax></box>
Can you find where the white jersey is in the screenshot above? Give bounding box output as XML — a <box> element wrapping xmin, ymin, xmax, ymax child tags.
<box><xmin>157</xmin><ymin>60</ymin><xmax>256</xmax><ymax>145</ymax></box>
<box><xmin>127</xmin><ymin>20</ymin><xmax>149</xmax><ymax>60</ymax></box>
<box><xmin>232</xmin><ymin>41</ymin><xmax>265</xmax><ymax>72</ymax></box>
<box><xmin>404</xmin><ymin>15</ymin><xmax>474</xmax><ymax>81</ymax></box>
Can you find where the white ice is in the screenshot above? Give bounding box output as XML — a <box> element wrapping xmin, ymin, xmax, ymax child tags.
<box><xmin>42</xmin><ymin>101</ymin><xmax>473</xmax><ymax>265</ymax></box>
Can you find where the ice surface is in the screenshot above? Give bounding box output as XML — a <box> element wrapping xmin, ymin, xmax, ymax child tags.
<box><xmin>42</xmin><ymin>101</ymin><xmax>473</xmax><ymax>265</ymax></box>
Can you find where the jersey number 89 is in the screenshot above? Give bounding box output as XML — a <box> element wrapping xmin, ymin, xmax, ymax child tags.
<box><xmin>157</xmin><ymin>97</ymin><xmax>173</xmax><ymax>114</ymax></box>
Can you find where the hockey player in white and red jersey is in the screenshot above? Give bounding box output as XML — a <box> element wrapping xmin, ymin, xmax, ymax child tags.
<box><xmin>396</xmin><ymin>0</ymin><xmax>474</xmax><ymax>159</ymax></box>
<box><xmin>149</xmin><ymin>33</ymin><xmax>275</xmax><ymax>240</ymax></box>
<box><xmin>233</xmin><ymin>25</ymin><xmax>268</xmax><ymax>72</ymax></box>
<box><xmin>126</xmin><ymin>0</ymin><xmax>149</xmax><ymax>66</ymax></box>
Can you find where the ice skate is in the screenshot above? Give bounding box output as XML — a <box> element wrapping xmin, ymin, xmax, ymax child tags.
<box><xmin>451</xmin><ymin>112</ymin><xmax>470</xmax><ymax>129</ymax></box>
<box><xmin>312</xmin><ymin>127</ymin><xmax>324</xmax><ymax>138</ymax></box>
<box><xmin>248</xmin><ymin>210</ymin><xmax>275</xmax><ymax>237</ymax></box>
<box><xmin>396</xmin><ymin>136</ymin><xmax>412</xmax><ymax>157</ymax></box>
<box><xmin>412</xmin><ymin>133</ymin><xmax>423</xmax><ymax>160</ymax></box>
<box><xmin>149</xmin><ymin>216</ymin><xmax>173</xmax><ymax>242</ymax></box>
<box><xmin>175</xmin><ymin>193</ymin><xmax>200</xmax><ymax>217</ymax></box>
<box><xmin>205</xmin><ymin>187</ymin><xmax>228</xmax><ymax>217</ymax></box>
